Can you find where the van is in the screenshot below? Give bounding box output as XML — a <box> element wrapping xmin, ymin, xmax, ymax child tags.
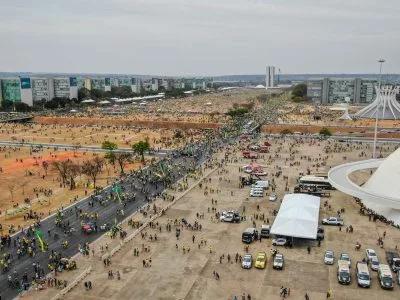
<box><xmin>260</xmin><ymin>225</ymin><xmax>271</xmax><ymax>238</ymax></box>
<box><xmin>337</xmin><ymin>260</ymin><xmax>351</xmax><ymax>284</ymax></box>
<box><xmin>250</xmin><ymin>190</ymin><xmax>264</xmax><ymax>197</ymax></box>
<box><xmin>356</xmin><ymin>262</ymin><xmax>371</xmax><ymax>288</ymax></box>
<box><xmin>378</xmin><ymin>264</ymin><xmax>394</xmax><ymax>289</ymax></box>
<box><xmin>242</xmin><ymin>228</ymin><xmax>258</xmax><ymax>243</ymax></box>
<box><xmin>252</xmin><ymin>181</ymin><xmax>269</xmax><ymax>190</ymax></box>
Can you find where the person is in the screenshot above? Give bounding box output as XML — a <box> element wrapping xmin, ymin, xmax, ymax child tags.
<box><xmin>305</xmin><ymin>293</ymin><xmax>310</xmax><ymax>300</ymax></box>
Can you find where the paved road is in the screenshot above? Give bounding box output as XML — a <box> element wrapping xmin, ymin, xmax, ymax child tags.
<box><xmin>0</xmin><ymin>137</ymin><xmax>222</xmax><ymax>300</ymax></box>
<box><xmin>0</xmin><ymin>141</ymin><xmax>169</xmax><ymax>155</ymax></box>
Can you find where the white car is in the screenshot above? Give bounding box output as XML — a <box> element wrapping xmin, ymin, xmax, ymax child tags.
<box><xmin>269</xmin><ymin>194</ymin><xmax>277</xmax><ymax>202</ymax></box>
<box><xmin>242</xmin><ymin>254</ymin><xmax>253</xmax><ymax>269</ymax></box>
<box><xmin>272</xmin><ymin>238</ymin><xmax>287</xmax><ymax>246</ymax></box>
<box><xmin>324</xmin><ymin>250</ymin><xmax>335</xmax><ymax>265</ymax></box>
<box><xmin>219</xmin><ymin>211</ymin><xmax>234</xmax><ymax>221</ymax></box>
<box><xmin>273</xmin><ymin>253</ymin><xmax>284</xmax><ymax>269</ymax></box>
<box><xmin>366</xmin><ymin>249</ymin><xmax>377</xmax><ymax>262</ymax></box>
<box><xmin>250</xmin><ymin>190</ymin><xmax>264</xmax><ymax>197</ymax></box>
<box><xmin>340</xmin><ymin>253</ymin><xmax>351</xmax><ymax>267</ymax></box>
<box><xmin>370</xmin><ymin>257</ymin><xmax>379</xmax><ymax>271</ymax></box>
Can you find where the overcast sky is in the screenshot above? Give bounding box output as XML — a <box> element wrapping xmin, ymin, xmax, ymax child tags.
<box><xmin>0</xmin><ymin>0</ymin><xmax>399</xmax><ymax>76</ymax></box>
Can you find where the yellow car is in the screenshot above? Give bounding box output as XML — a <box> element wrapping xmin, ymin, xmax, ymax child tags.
<box><xmin>255</xmin><ymin>252</ymin><xmax>267</xmax><ymax>269</ymax></box>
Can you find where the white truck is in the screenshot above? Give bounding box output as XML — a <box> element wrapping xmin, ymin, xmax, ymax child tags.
<box><xmin>322</xmin><ymin>217</ymin><xmax>344</xmax><ymax>226</ymax></box>
<box><xmin>251</xmin><ymin>180</ymin><xmax>269</xmax><ymax>190</ymax></box>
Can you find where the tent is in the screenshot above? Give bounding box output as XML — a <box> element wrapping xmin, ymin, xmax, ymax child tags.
<box><xmin>81</xmin><ymin>99</ymin><xmax>95</xmax><ymax>103</ymax></box>
<box><xmin>270</xmin><ymin>194</ymin><xmax>320</xmax><ymax>239</ymax></box>
<box><xmin>98</xmin><ymin>100</ymin><xmax>111</xmax><ymax>105</ymax></box>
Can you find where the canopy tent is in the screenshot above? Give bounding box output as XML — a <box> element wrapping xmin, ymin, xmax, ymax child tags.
<box><xmin>81</xmin><ymin>99</ymin><xmax>95</xmax><ymax>103</ymax></box>
<box><xmin>98</xmin><ymin>100</ymin><xmax>111</xmax><ymax>105</ymax></box>
<box><xmin>270</xmin><ymin>194</ymin><xmax>320</xmax><ymax>239</ymax></box>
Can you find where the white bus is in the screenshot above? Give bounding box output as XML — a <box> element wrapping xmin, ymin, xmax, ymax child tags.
<box><xmin>298</xmin><ymin>175</ymin><xmax>333</xmax><ymax>190</ymax></box>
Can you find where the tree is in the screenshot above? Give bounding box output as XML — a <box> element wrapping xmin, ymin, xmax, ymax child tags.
<box><xmin>67</xmin><ymin>162</ymin><xmax>81</xmax><ymax>190</ymax></box>
<box><xmin>132</xmin><ymin>139</ymin><xmax>150</xmax><ymax>163</ymax></box>
<box><xmin>292</xmin><ymin>83</ymin><xmax>307</xmax><ymax>99</ymax></box>
<box><xmin>78</xmin><ymin>88</ymin><xmax>90</xmax><ymax>101</ymax></box>
<box><xmin>101</xmin><ymin>141</ymin><xmax>131</xmax><ymax>174</ymax></box>
<box><xmin>52</xmin><ymin>160</ymin><xmax>71</xmax><ymax>187</ymax></box>
<box><xmin>14</xmin><ymin>102</ymin><xmax>31</xmax><ymax>112</ymax></box>
<box><xmin>7</xmin><ymin>182</ymin><xmax>17</xmax><ymax>202</ymax></box>
<box><xmin>82</xmin><ymin>157</ymin><xmax>103</xmax><ymax>189</ymax></box>
<box><xmin>225</xmin><ymin>108</ymin><xmax>249</xmax><ymax>118</ymax></box>
<box><xmin>1</xmin><ymin>100</ymin><xmax>14</xmax><ymax>111</ymax></box>
<box><xmin>319</xmin><ymin>127</ymin><xmax>332</xmax><ymax>136</ymax></box>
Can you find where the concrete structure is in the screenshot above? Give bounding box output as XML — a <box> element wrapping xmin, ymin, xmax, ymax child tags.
<box><xmin>328</xmin><ymin>147</ymin><xmax>400</xmax><ymax>226</ymax></box>
<box><xmin>31</xmin><ymin>78</ymin><xmax>54</xmax><ymax>102</ymax></box>
<box><xmin>266</xmin><ymin>65</ymin><xmax>275</xmax><ymax>88</ymax></box>
<box><xmin>307</xmin><ymin>78</ymin><xmax>377</xmax><ymax>104</ymax></box>
<box><xmin>53</xmin><ymin>77</ymin><xmax>78</xmax><ymax>99</ymax></box>
<box><xmin>355</xmin><ymin>85</ymin><xmax>400</xmax><ymax>120</ymax></box>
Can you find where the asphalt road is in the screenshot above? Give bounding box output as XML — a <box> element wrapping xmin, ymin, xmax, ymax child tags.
<box><xmin>0</xmin><ymin>141</ymin><xmax>169</xmax><ymax>155</ymax></box>
<box><xmin>0</xmin><ymin>138</ymin><xmax>218</xmax><ymax>300</ymax></box>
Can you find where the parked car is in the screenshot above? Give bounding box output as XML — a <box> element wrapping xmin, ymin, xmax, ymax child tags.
<box><xmin>322</xmin><ymin>217</ymin><xmax>344</xmax><ymax>226</ymax></box>
<box><xmin>340</xmin><ymin>253</ymin><xmax>351</xmax><ymax>268</ymax></box>
<box><xmin>242</xmin><ymin>254</ymin><xmax>253</xmax><ymax>269</ymax></box>
<box><xmin>269</xmin><ymin>194</ymin><xmax>277</xmax><ymax>202</ymax></box>
<box><xmin>220</xmin><ymin>211</ymin><xmax>240</xmax><ymax>223</ymax></box>
<box><xmin>366</xmin><ymin>249</ymin><xmax>377</xmax><ymax>262</ymax></box>
<box><xmin>255</xmin><ymin>252</ymin><xmax>267</xmax><ymax>269</ymax></box>
<box><xmin>324</xmin><ymin>250</ymin><xmax>335</xmax><ymax>265</ymax></box>
<box><xmin>273</xmin><ymin>253</ymin><xmax>284</xmax><ymax>270</ymax></box>
<box><xmin>272</xmin><ymin>238</ymin><xmax>287</xmax><ymax>246</ymax></box>
<box><xmin>371</xmin><ymin>257</ymin><xmax>380</xmax><ymax>271</ymax></box>
<box><xmin>242</xmin><ymin>228</ymin><xmax>258</xmax><ymax>243</ymax></box>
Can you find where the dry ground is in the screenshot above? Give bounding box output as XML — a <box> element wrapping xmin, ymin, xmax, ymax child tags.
<box><xmin>23</xmin><ymin>135</ymin><xmax>400</xmax><ymax>300</ymax></box>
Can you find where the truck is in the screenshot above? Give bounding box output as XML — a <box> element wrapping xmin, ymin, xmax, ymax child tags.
<box><xmin>252</xmin><ymin>180</ymin><xmax>269</xmax><ymax>190</ymax></box>
<box><xmin>385</xmin><ymin>251</ymin><xmax>400</xmax><ymax>272</ymax></box>
<box><xmin>322</xmin><ymin>217</ymin><xmax>344</xmax><ymax>226</ymax></box>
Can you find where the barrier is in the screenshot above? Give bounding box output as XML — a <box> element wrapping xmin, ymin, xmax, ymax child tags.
<box><xmin>50</xmin><ymin>266</ymin><xmax>92</xmax><ymax>300</ymax></box>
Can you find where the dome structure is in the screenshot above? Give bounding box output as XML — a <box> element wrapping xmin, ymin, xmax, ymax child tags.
<box><xmin>328</xmin><ymin>147</ymin><xmax>400</xmax><ymax>225</ymax></box>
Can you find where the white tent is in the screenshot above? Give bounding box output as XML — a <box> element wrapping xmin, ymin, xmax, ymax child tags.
<box><xmin>81</xmin><ymin>99</ymin><xmax>95</xmax><ymax>103</ymax></box>
<box><xmin>270</xmin><ymin>194</ymin><xmax>321</xmax><ymax>239</ymax></box>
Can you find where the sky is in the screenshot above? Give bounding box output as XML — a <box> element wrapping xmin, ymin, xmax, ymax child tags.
<box><xmin>0</xmin><ymin>0</ymin><xmax>399</xmax><ymax>76</ymax></box>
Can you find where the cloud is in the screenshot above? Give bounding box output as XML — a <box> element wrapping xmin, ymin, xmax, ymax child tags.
<box><xmin>0</xmin><ymin>0</ymin><xmax>399</xmax><ymax>74</ymax></box>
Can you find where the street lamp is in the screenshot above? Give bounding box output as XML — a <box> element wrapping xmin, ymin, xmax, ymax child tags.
<box><xmin>372</xmin><ymin>59</ymin><xmax>385</xmax><ymax>159</ymax></box>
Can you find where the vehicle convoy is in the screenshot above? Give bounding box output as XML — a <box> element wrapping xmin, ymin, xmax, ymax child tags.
<box><xmin>337</xmin><ymin>260</ymin><xmax>351</xmax><ymax>285</ymax></box>
<box><xmin>378</xmin><ymin>264</ymin><xmax>394</xmax><ymax>290</ymax></box>
<box><xmin>242</xmin><ymin>228</ymin><xmax>258</xmax><ymax>243</ymax></box>
<box><xmin>385</xmin><ymin>250</ymin><xmax>400</xmax><ymax>272</ymax></box>
<box><xmin>356</xmin><ymin>261</ymin><xmax>371</xmax><ymax>288</ymax></box>
<box><xmin>322</xmin><ymin>217</ymin><xmax>344</xmax><ymax>226</ymax></box>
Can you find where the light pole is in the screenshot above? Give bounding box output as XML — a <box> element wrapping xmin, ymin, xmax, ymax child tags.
<box><xmin>372</xmin><ymin>59</ymin><xmax>385</xmax><ymax>159</ymax></box>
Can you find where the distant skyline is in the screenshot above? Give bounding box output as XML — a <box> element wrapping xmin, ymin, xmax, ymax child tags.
<box><xmin>0</xmin><ymin>0</ymin><xmax>399</xmax><ymax>76</ymax></box>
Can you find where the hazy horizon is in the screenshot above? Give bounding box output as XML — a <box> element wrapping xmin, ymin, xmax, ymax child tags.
<box><xmin>1</xmin><ymin>0</ymin><xmax>399</xmax><ymax>75</ymax></box>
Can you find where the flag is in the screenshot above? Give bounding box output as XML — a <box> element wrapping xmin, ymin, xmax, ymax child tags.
<box><xmin>35</xmin><ymin>230</ymin><xmax>45</xmax><ymax>252</ymax></box>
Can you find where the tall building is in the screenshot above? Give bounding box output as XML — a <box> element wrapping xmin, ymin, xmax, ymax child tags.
<box><xmin>31</xmin><ymin>78</ymin><xmax>54</xmax><ymax>102</ymax></box>
<box><xmin>266</xmin><ymin>66</ymin><xmax>275</xmax><ymax>88</ymax></box>
<box><xmin>53</xmin><ymin>77</ymin><xmax>78</xmax><ymax>99</ymax></box>
<box><xmin>307</xmin><ymin>78</ymin><xmax>377</xmax><ymax>104</ymax></box>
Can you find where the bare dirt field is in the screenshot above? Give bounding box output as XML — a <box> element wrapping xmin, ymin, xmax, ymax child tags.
<box><xmin>0</xmin><ymin>123</ymin><xmax>204</xmax><ymax>148</ymax></box>
<box><xmin>24</xmin><ymin>135</ymin><xmax>400</xmax><ymax>300</ymax></box>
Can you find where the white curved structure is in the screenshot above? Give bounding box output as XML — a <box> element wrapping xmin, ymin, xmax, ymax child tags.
<box><xmin>355</xmin><ymin>85</ymin><xmax>400</xmax><ymax>120</ymax></box>
<box><xmin>328</xmin><ymin>148</ymin><xmax>400</xmax><ymax>225</ymax></box>
<box><xmin>330</xmin><ymin>104</ymin><xmax>352</xmax><ymax>120</ymax></box>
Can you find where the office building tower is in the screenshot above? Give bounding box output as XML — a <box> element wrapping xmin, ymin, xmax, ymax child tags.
<box><xmin>266</xmin><ymin>66</ymin><xmax>275</xmax><ymax>88</ymax></box>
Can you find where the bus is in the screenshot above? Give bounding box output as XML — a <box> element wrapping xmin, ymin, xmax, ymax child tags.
<box><xmin>298</xmin><ymin>175</ymin><xmax>333</xmax><ymax>190</ymax></box>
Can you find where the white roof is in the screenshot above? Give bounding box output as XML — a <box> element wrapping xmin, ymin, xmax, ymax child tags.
<box><xmin>270</xmin><ymin>194</ymin><xmax>321</xmax><ymax>239</ymax></box>
<box><xmin>81</xmin><ymin>99</ymin><xmax>95</xmax><ymax>103</ymax></box>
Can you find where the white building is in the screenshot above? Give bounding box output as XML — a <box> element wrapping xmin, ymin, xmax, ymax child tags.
<box><xmin>266</xmin><ymin>65</ymin><xmax>275</xmax><ymax>88</ymax></box>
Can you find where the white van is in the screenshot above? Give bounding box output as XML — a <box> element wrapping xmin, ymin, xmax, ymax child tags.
<box><xmin>260</xmin><ymin>225</ymin><xmax>271</xmax><ymax>238</ymax></box>
<box><xmin>356</xmin><ymin>262</ymin><xmax>371</xmax><ymax>288</ymax></box>
<box><xmin>252</xmin><ymin>180</ymin><xmax>269</xmax><ymax>190</ymax></box>
<box><xmin>337</xmin><ymin>260</ymin><xmax>351</xmax><ymax>285</ymax></box>
<box><xmin>378</xmin><ymin>264</ymin><xmax>394</xmax><ymax>290</ymax></box>
<box><xmin>250</xmin><ymin>190</ymin><xmax>264</xmax><ymax>197</ymax></box>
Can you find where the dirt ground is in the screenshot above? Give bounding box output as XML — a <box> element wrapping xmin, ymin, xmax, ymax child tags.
<box><xmin>23</xmin><ymin>135</ymin><xmax>400</xmax><ymax>300</ymax></box>
<box><xmin>0</xmin><ymin>147</ymin><xmax>145</xmax><ymax>230</ymax></box>
<box><xmin>0</xmin><ymin>123</ymin><xmax>203</xmax><ymax>149</ymax></box>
